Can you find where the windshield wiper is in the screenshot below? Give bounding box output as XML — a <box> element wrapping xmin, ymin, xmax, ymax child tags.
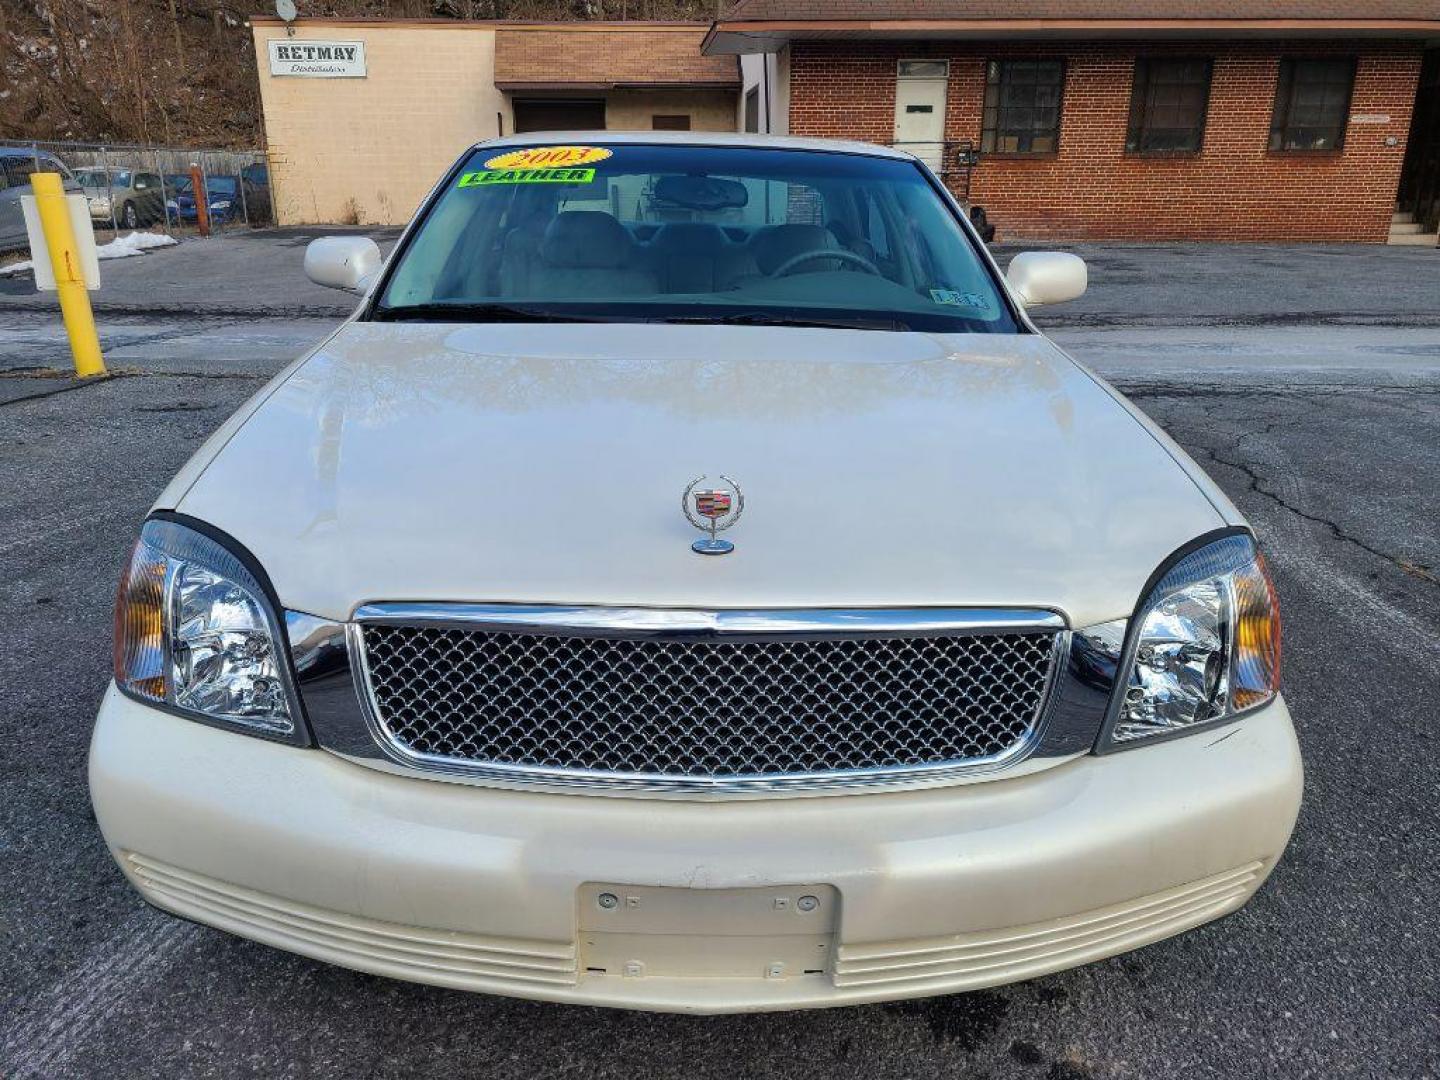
<box><xmin>654</xmin><ymin>311</ymin><xmax>911</xmax><ymax>332</ymax></box>
<box><xmin>371</xmin><ymin>303</ymin><xmax>913</xmax><ymax>331</ymax></box>
<box><xmin>370</xmin><ymin>303</ymin><xmax>610</xmax><ymax>324</ymax></box>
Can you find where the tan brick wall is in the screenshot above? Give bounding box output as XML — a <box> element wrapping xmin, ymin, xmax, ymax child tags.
<box><xmin>788</xmin><ymin>40</ymin><xmax>1424</xmax><ymax>242</ymax></box>
<box><xmin>605</xmin><ymin>89</ymin><xmax>739</xmax><ymax>131</ymax></box>
<box><xmin>253</xmin><ymin>24</ymin><xmax>510</xmax><ymax>226</ymax></box>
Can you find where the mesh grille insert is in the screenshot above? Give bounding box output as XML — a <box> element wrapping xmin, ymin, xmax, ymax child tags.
<box><xmin>359</xmin><ymin>624</ymin><xmax>1058</xmax><ymax>779</ymax></box>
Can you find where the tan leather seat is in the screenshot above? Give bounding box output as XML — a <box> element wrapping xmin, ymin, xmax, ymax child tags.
<box><xmin>748</xmin><ymin>223</ymin><xmax>844</xmax><ymax>276</ymax></box>
<box><xmin>648</xmin><ymin>223</ymin><xmax>756</xmax><ymax>293</ymax></box>
<box><xmin>520</xmin><ymin>211</ymin><xmax>658</xmax><ymax>299</ymax></box>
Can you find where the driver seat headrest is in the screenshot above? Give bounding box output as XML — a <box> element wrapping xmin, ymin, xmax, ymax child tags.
<box><xmin>540</xmin><ymin>212</ymin><xmax>636</xmax><ymax>269</ymax></box>
<box><xmin>750</xmin><ymin>223</ymin><xmax>838</xmax><ymax>275</ymax></box>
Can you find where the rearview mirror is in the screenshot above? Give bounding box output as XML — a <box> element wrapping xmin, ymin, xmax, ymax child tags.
<box><xmin>652</xmin><ymin>174</ymin><xmax>749</xmax><ymax>211</ymax></box>
<box><xmin>1006</xmin><ymin>251</ymin><xmax>1087</xmax><ymax>307</ymax></box>
<box><xmin>304</xmin><ymin>236</ymin><xmax>383</xmax><ymax>294</ymax></box>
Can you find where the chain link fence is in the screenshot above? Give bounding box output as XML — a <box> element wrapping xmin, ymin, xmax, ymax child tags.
<box><xmin>1</xmin><ymin>139</ymin><xmax>275</xmax><ymax>247</ymax></box>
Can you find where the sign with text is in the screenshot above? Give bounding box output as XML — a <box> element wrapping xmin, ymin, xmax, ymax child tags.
<box><xmin>268</xmin><ymin>39</ymin><xmax>366</xmax><ymax>78</ymax></box>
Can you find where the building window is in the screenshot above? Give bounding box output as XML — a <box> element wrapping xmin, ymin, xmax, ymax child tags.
<box><xmin>1126</xmin><ymin>57</ymin><xmax>1213</xmax><ymax>153</ymax></box>
<box><xmin>744</xmin><ymin>87</ymin><xmax>760</xmax><ymax>133</ymax></box>
<box><xmin>982</xmin><ymin>59</ymin><xmax>1064</xmax><ymax>155</ymax></box>
<box><xmin>1269</xmin><ymin>57</ymin><xmax>1356</xmax><ymax>152</ymax></box>
<box><xmin>898</xmin><ymin>59</ymin><xmax>948</xmax><ymax>79</ymax></box>
<box><xmin>652</xmin><ymin>115</ymin><xmax>690</xmax><ymax>131</ymax></box>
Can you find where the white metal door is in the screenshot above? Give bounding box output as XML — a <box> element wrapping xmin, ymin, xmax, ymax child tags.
<box><xmin>894</xmin><ymin>61</ymin><xmax>949</xmax><ymax>171</ymax></box>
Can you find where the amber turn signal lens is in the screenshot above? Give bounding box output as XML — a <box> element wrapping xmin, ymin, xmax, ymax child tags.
<box><xmin>1231</xmin><ymin>550</ymin><xmax>1281</xmax><ymax>711</ymax></box>
<box><xmin>114</xmin><ymin>538</ymin><xmax>167</xmax><ymax>702</ymax></box>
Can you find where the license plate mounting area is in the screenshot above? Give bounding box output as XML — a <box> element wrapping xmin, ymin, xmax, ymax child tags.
<box><xmin>577</xmin><ymin>882</ymin><xmax>839</xmax><ymax>982</ymax></box>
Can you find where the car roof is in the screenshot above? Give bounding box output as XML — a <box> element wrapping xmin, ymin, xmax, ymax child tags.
<box><xmin>0</xmin><ymin>146</ymin><xmax>63</xmax><ymax>159</ymax></box>
<box><xmin>471</xmin><ymin>130</ymin><xmax>916</xmax><ymax>162</ymax></box>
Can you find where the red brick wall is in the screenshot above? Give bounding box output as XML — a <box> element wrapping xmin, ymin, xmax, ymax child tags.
<box><xmin>788</xmin><ymin>40</ymin><xmax>1424</xmax><ymax>242</ymax></box>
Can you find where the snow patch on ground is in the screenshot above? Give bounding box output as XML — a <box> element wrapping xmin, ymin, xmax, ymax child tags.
<box><xmin>0</xmin><ymin>231</ymin><xmax>179</xmax><ymax>276</ymax></box>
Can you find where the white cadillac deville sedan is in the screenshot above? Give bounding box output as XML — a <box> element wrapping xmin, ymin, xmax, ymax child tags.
<box><xmin>91</xmin><ymin>133</ymin><xmax>1301</xmax><ymax>1013</ymax></box>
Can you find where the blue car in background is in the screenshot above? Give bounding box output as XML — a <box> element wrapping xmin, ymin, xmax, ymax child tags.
<box><xmin>175</xmin><ymin>175</ymin><xmax>242</xmax><ymax>226</ymax></box>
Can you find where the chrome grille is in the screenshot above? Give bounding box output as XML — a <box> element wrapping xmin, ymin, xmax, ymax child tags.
<box><xmin>357</xmin><ymin>619</ymin><xmax>1059</xmax><ymax>785</ymax></box>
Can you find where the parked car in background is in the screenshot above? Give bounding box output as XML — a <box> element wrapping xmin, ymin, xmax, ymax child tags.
<box><xmin>71</xmin><ymin>168</ymin><xmax>165</xmax><ymax>229</ymax></box>
<box><xmin>164</xmin><ymin>174</ymin><xmax>192</xmax><ymax>223</ymax></box>
<box><xmin>176</xmin><ymin>174</ymin><xmax>245</xmax><ymax>226</ymax></box>
<box><xmin>0</xmin><ymin>147</ymin><xmax>82</xmax><ymax>253</ymax></box>
<box><xmin>241</xmin><ymin>162</ymin><xmax>272</xmax><ymax>224</ymax></box>
<box><xmin>75</xmin><ymin>167</ymin><xmax>117</xmax><ymax>223</ymax></box>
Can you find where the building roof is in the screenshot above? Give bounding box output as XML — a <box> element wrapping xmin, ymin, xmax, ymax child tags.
<box><xmin>720</xmin><ymin>0</ymin><xmax>1440</xmax><ymax>17</ymax></box>
<box><xmin>706</xmin><ymin>0</ymin><xmax>1440</xmax><ymax>52</ymax></box>
<box><xmin>495</xmin><ymin>24</ymin><xmax>739</xmax><ymax>90</ymax></box>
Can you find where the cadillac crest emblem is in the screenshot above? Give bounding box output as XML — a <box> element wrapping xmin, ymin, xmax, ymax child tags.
<box><xmin>682</xmin><ymin>475</ymin><xmax>745</xmax><ymax>556</ymax></box>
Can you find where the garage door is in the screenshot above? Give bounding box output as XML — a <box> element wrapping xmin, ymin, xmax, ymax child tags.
<box><xmin>513</xmin><ymin>99</ymin><xmax>607</xmax><ymax>134</ymax></box>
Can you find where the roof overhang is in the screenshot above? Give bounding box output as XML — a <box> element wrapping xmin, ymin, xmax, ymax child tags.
<box><xmin>497</xmin><ymin>80</ymin><xmax>740</xmax><ymax>91</ymax></box>
<box><xmin>703</xmin><ymin>18</ymin><xmax>1440</xmax><ymax>54</ymax></box>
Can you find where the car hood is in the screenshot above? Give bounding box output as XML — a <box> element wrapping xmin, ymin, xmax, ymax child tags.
<box><xmin>169</xmin><ymin>322</ymin><xmax>1228</xmax><ymax>626</ymax></box>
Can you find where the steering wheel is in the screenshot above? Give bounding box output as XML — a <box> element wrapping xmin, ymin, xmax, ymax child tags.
<box><xmin>770</xmin><ymin>247</ymin><xmax>882</xmax><ymax>278</ymax></box>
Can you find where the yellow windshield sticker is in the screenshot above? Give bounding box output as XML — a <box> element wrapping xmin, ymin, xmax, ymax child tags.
<box><xmin>483</xmin><ymin>146</ymin><xmax>612</xmax><ymax>170</ymax></box>
<box><xmin>458</xmin><ymin>167</ymin><xmax>596</xmax><ymax>187</ymax></box>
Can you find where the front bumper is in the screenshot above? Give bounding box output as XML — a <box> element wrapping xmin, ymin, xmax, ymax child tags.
<box><xmin>90</xmin><ymin>686</ymin><xmax>1302</xmax><ymax>1012</ymax></box>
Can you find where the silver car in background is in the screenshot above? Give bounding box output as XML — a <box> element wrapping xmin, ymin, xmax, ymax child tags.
<box><xmin>0</xmin><ymin>147</ymin><xmax>81</xmax><ymax>253</ymax></box>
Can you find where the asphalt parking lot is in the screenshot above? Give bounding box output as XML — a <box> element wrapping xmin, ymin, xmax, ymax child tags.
<box><xmin>1</xmin><ymin>232</ymin><xmax>1438</xmax><ymax>1079</ymax></box>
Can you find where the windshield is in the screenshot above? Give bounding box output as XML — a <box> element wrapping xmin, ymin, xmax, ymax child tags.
<box><xmin>376</xmin><ymin>143</ymin><xmax>1017</xmax><ymax>333</ymax></box>
<box><xmin>207</xmin><ymin>177</ymin><xmax>238</xmax><ymax>195</ymax></box>
<box><xmin>79</xmin><ymin>170</ymin><xmax>127</xmax><ymax>188</ymax></box>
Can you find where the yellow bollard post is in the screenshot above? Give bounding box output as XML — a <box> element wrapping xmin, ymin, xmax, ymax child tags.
<box><xmin>31</xmin><ymin>172</ymin><xmax>106</xmax><ymax>378</ymax></box>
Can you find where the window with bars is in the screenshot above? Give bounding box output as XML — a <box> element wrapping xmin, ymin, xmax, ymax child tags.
<box><xmin>1126</xmin><ymin>57</ymin><xmax>1213</xmax><ymax>153</ymax></box>
<box><xmin>1269</xmin><ymin>57</ymin><xmax>1356</xmax><ymax>152</ymax></box>
<box><xmin>981</xmin><ymin>59</ymin><xmax>1064</xmax><ymax>155</ymax></box>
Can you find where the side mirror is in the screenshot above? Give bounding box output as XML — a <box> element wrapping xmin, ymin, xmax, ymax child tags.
<box><xmin>304</xmin><ymin>236</ymin><xmax>383</xmax><ymax>294</ymax></box>
<box><xmin>1006</xmin><ymin>251</ymin><xmax>1087</xmax><ymax>307</ymax></box>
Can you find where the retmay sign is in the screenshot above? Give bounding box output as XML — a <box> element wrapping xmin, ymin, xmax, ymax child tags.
<box><xmin>268</xmin><ymin>40</ymin><xmax>366</xmax><ymax>78</ymax></box>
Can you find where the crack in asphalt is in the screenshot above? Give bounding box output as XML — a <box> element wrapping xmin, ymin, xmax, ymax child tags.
<box><xmin>1117</xmin><ymin>381</ymin><xmax>1440</xmax><ymax>398</ymax></box>
<box><xmin>1148</xmin><ymin>400</ymin><xmax>1440</xmax><ymax>588</ymax></box>
<box><xmin>1205</xmin><ymin>441</ymin><xmax>1438</xmax><ymax>586</ymax></box>
<box><xmin>110</xmin><ymin>368</ymin><xmax>268</xmax><ymax>380</ymax></box>
<box><xmin>0</xmin><ymin>373</ymin><xmax>130</xmax><ymax>407</ymax></box>
<box><xmin>0</xmin><ymin>368</ymin><xmax>266</xmax><ymax>408</ymax></box>
<box><xmin>0</xmin><ymin>301</ymin><xmax>352</xmax><ymax>320</ymax></box>
<box><xmin>1038</xmin><ymin>312</ymin><xmax>1440</xmax><ymax>330</ymax></box>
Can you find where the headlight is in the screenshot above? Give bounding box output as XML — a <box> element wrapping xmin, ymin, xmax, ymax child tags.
<box><xmin>114</xmin><ymin>517</ymin><xmax>304</xmax><ymax>743</ymax></box>
<box><xmin>1100</xmin><ymin>532</ymin><xmax>1280</xmax><ymax>749</ymax></box>
<box><xmin>212</xmin><ymin>200</ymin><xmax>232</xmax><ymax>210</ymax></box>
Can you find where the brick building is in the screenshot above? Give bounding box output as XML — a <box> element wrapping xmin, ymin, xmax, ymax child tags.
<box><xmin>249</xmin><ymin>20</ymin><xmax>737</xmax><ymax>225</ymax></box>
<box><xmin>706</xmin><ymin>1</ymin><xmax>1440</xmax><ymax>243</ymax></box>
